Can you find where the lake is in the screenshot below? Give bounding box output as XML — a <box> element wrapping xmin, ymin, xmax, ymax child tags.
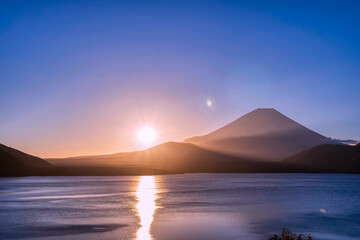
<box><xmin>0</xmin><ymin>174</ymin><xmax>359</xmax><ymax>240</ymax></box>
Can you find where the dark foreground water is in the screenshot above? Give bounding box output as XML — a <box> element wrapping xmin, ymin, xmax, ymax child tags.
<box><xmin>0</xmin><ymin>174</ymin><xmax>359</xmax><ymax>240</ymax></box>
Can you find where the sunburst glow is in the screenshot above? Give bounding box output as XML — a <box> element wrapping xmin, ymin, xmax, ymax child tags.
<box><xmin>137</xmin><ymin>126</ymin><xmax>157</xmax><ymax>145</ymax></box>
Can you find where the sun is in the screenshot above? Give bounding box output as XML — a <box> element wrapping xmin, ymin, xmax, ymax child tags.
<box><xmin>137</xmin><ymin>126</ymin><xmax>157</xmax><ymax>145</ymax></box>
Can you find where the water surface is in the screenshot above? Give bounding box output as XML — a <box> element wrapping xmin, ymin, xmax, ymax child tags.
<box><xmin>0</xmin><ymin>174</ymin><xmax>359</xmax><ymax>240</ymax></box>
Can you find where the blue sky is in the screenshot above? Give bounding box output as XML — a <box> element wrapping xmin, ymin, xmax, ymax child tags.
<box><xmin>0</xmin><ymin>0</ymin><xmax>359</xmax><ymax>157</ymax></box>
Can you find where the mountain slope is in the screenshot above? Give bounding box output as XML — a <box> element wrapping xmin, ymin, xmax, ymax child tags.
<box><xmin>0</xmin><ymin>144</ymin><xmax>52</xmax><ymax>167</ymax></box>
<box><xmin>48</xmin><ymin>142</ymin><xmax>288</xmax><ymax>173</ymax></box>
<box><xmin>283</xmin><ymin>143</ymin><xmax>360</xmax><ymax>173</ymax></box>
<box><xmin>0</xmin><ymin>143</ymin><xmax>169</xmax><ymax>176</ymax></box>
<box><xmin>184</xmin><ymin>108</ymin><xmax>340</xmax><ymax>161</ymax></box>
<box><xmin>4</xmin><ymin>141</ymin><xmax>359</xmax><ymax>175</ymax></box>
<box><xmin>0</xmin><ymin>143</ymin><xmax>52</xmax><ymax>176</ymax></box>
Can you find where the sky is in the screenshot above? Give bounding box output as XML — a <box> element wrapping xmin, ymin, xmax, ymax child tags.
<box><xmin>0</xmin><ymin>0</ymin><xmax>359</xmax><ymax>158</ymax></box>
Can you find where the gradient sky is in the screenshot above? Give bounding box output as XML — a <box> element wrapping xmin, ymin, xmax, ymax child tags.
<box><xmin>1</xmin><ymin>0</ymin><xmax>359</xmax><ymax>158</ymax></box>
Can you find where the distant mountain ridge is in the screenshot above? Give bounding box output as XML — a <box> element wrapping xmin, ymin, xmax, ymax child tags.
<box><xmin>48</xmin><ymin>141</ymin><xmax>288</xmax><ymax>173</ymax></box>
<box><xmin>0</xmin><ymin>143</ymin><xmax>170</xmax><ymax>176</ymax></box>
<box><xmin>2</xmin><ymin>142</ymin><xmax>360</xmax><ymax>176</ymax></box>
<box><xmin>284</xmin><ymin>143</ymin><xmax>360</xmax><ymax>173</ymax></box>
<box><xmin>184</xmin><ymin>108</ymin><xmax>341</xmax><ymax>161</ymax></box>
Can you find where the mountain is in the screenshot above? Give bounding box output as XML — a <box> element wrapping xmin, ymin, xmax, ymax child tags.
<box><xmin>0</xmin><ymin>143</ymin><xmax>169</xmax><ymax>176</ymax></box>
<box><xmin>334</xmin><ymin>139</ymin><xmax>360</xmax><ymax>146</ymax></box>
<box><xmin>184</xmin><ymin>108</ymin><xmax>341</xmax><ymax>161</ymax></box>
<box><xmin>0</xmin><ymin>143</ymin><xmax>52</xmax><ymax>176</ymax></box>
<box><xmin>283</xmin><ymin>143</ymin><xmax>360</xmax><ymax>173</ymax></box>
<box><xmin>3</xmin><ymin>141</ymin><xmax>359</xmax><ymax>175</ymax></box>
<box><xmin>48</xmin><ymin>142</ymin><xmax>290</xmax><ymax>173</ymax></box>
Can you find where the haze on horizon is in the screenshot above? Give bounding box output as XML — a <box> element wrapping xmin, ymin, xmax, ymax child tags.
<box><xmin>0</xmin><ymin>0</ymin><xmax>359</xmax><ymax>158</ymax></box>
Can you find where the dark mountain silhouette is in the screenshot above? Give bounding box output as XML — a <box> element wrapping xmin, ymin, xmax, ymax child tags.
<box><xmin>0</xmin><ymin>143</ymin><xmax>52</xmax><ymax>176</ymax></box>
<box><xmin>0</xmin><ymin>143</ymin><xmax>170</xmax><ymax>176</ymax></box>
<box><xmin>283</xmin><ymin>143</ymin><xmax>360</xmax><ymax>173</ymax></box>
<box><xmin>48</xmin><ymin>142</ymin><xmax>289</xmax><ymax>173</ymax></box>
<box><xmin>0</xmin><ymin>144</ymin><xmax>51</xmax><ymax>167</ymax></box>
<box><xmin>2</xmin><ymin>141</ymin><xmax>360</xmax><ymax>176</ymax></box>
<box><xmin>3</xmin><ymin>141</ymin><xmax>287</xmax><ymax>176</ymax></box>
<box><xmin>184</xmin><ymin>108</ymin><xmax>341</xmax><ymax>161</ymax></box>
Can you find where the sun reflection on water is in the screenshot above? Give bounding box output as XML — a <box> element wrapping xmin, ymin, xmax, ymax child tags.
<box><xmin>135</xmin><ymin>176</ymin><xmax>158</xmax><ymax>240</ymax></box>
